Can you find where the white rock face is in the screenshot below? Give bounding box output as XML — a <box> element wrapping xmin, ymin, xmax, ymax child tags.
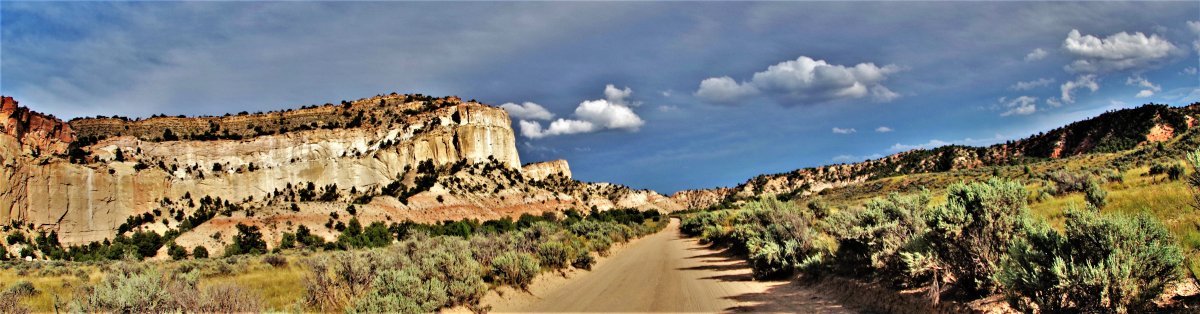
<box><xmin>522</xmin><ymin>159</ymin><xmax>572</xmax><ymax>180</ymax></box>
<box><xmin>0</xmin><ymin>102</ymin><xmax>522</xmax><ymax>244</ymax></box>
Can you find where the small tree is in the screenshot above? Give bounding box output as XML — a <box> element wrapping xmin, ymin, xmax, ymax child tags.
<box><xmin>225</xmin><ymin>224</ymin><xmax>267</xmax><ymax>256</ymax></box>
<box><xmin>192</xmin><ymin>246</ymin><xmax>209</xmax><ymax>259</ymax></box>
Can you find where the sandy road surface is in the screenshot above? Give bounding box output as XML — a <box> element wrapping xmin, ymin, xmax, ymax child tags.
<box><xmin>490</xmin><ymin>219</ymin><xmax>855</xmax><ymax>313</ymax></box>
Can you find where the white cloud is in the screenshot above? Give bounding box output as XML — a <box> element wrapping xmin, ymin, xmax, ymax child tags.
<box><xmin>695</xmin><ymin>56</ymin><xmax>902</xmax><ymax>105</ymax></box>
<box><xmin>889</xmin><ymin>134</ymin><xmax>1007</xmax><ymax>152</ymax></box>
<box><xmin>832</xmin><ymin>127</ymin><xmax>857</xmax><ymax>134</ymax></box>
<box><xmin>1126</xmin><ymin>75</ymin><xmax>1161</xmax><ymax>98</ymax></box>
<box><xmin>1062</xmin><ymin>29</ymin><xmax>1180</xmax><ymax>73</ymax></box>
<box><xmin>1060</xmin><ymin>75</ymin><xmax>1099</xmax><ymax>104</ymax></box>
<box><xmin>832</xmin><ymin>153</ymin><xmax>884</xmax><ymax>163</ymax></box>
<box><xmin>1184</xmin><ymin>67</ymin><xmax>1198</xmax><ymax>75</ymax></box>
<box><xmin>1046</xmin><ymin>97</ymin><xmax>1063</xmax><ymax>107</ymax></box>
<box><xmin>694</xmin><ymin>76</ymin><xmax>757</xmax><ymax>104</ymax></box>
<box><xmin>604</xmin><ymin>84</ymin><xmax>635</xmax><ymax>106</ymax></box>
<box><xmin>1024</xmin><ymin>48</ymin><xmax>1048</xmax><ymax>61</ymax></box>
<box><xmin>519</xmin><ymin>85</ymin><xmax>646</xmax><ymax>139</ymax></box>
<box><xmin>1000</xmin><ymin>96</ymin><xmax>1038</xmax><ymax>116</ymax></box>
<box><xmin>875</xmin><ymin>126</ymin><xmax>893</xmax><ymax>133</ymax></box>
<box><xmin>1009</xmin><ymin>77</ymin><xmax>1056</xmax><ymax>91</ymax></box>
<box><xmin>499</xmin><ymin>102</ymin><xmax>554</xmax><ymax>120</ymax></box>
<box><xmin>574</xmin><ymin>99</ymin><xmax>644</xmax><ymax>130</ymax></box>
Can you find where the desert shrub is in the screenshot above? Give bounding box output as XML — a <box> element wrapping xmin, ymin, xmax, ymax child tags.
<box><xmin>0</xmin><ymin>291</ymin><xmax>29</xmax><ymax>314</ymax></box>
<box><xmin>490</xmin><ymin>251</ymin><xmax>540</xmax><ymax>289</ymax></box>
<box><xmin>735</xmin><ymin>197</ymin><xmax>832</xmax><ymax>279</ymax></box>
<box><xmin>680</xmin><ymin>211</ymin><xmax>715</xmax><ymax>236</ymax></box>
<box><xmin>999</xmin><ymin>210</ymin><xmax>1183</xmax><ymax>313</ymax></box>
<box><xmin>1168</xmin><ymin>164</ymin><xmax>1186</xmax><ymax>181</ymax></box>
<box><xmin>573</xmin><ymin>251</ymin><xmax>596</xmax><ymax>270</ymax></box>
<box><xmin>925</xmin><ymin>178</ymin><xmax>1031</xmax><ymax>296</ymax></box>
<box><xmin>77</xmin><ymin>267</ymin><xmax>176</xmax><ymax>312</ymax></box>
<box><xmin>410</xmin><ymin>237</ymin><xmax>486</xmax><ymax>306</ymax></box>
<box><xmin>195</xmin><ymin>282</ymin><xmax>263</xmax><ymax>312</ymax></box>
<box><xmin>303</xmin><ymin>251</ymin><xmax>382</xmax><ymax>311</ymax></box>
<box><xmin>4</xmin><ymin>280</ymin><xmax>36</xmax><ymax>297</ymax></box>
<box><xmin>349</xmin><ymin>269</ymin><xmax>448</xmax><ymax>314</ymax></box>
<box><xmin>536</xmin><ymin>240</ymin><xmax>571</xmax><ymax>270</ymax></box>
<box><xmin>262</xmin><ymin>254</ymin><xmax>287</xmax><ymax>267</ymax></box>
<box><xmin>831</xmin><ymin>190</ymin><xmax>929</xmax><ymax>281</ymax></box>
<box><xmin>1046</xmin><ymin>171</ymin><xmax>1090</xmax><ymax>195</ymax></box>
<box><xmin>1084</xmin><ymin>179</ymin><xmax>1108</xmax><ymax>209</ymax></box>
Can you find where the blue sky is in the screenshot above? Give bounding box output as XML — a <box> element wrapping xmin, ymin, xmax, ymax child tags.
<box><xmin>2</xmin><ymin>2</ymin><xmax>1199</xmax><ymax>193</ymax></box>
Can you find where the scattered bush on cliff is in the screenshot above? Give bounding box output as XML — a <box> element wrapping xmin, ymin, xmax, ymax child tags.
<box><xmin>224</xmin><ymin>224</ymin><xmax>267</xmax><ymax>257</ymax></box>
<box><xmin>192</xmin><ymin>246</ymin><xmax>209</xmax><ymax>259</ymax></box>
<box><xmin>998</xmin><ymin>210</ymin><xmax>1182</xmax><ymax>313</ymax></box>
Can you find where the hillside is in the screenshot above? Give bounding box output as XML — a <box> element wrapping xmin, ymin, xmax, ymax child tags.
<box><xmin>0</xmin><ymin>94</ymin><xmax>680</xmax><ymax>256</ymax></box>
<box><xmin>676</xmin><ymin>103</ymin><xmax>1200</xmax><ymax>207</ymax></box>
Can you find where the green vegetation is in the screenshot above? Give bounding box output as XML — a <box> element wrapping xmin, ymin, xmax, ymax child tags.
<box><xmin>0</xmin><ymin>209</ymin><xmax>665</xmax><ymax>312</ymax></box>
<box><xmin>682</xmin><ymin>172</ymin><xmax>1191</xmax><ymax>311</ymax></box>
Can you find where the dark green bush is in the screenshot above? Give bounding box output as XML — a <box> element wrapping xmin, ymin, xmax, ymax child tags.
<box><xmin>192</xmin><ymin>246</ymin><xmax>209</xmax><ymax>259</ymax></box>
<box><xmin>999</xmin><ymin>210</ymin><xmax>1183</xmax><ymax>313</ymax></box>
<box><xmin>224</xmin><ymin>224</ymin><xmax>267</xmax><ymax>256</ymax></box>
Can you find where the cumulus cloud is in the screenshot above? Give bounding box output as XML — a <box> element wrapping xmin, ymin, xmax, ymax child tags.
<box><xmin>875</xmin><ymin>126</ymin><xmax>893</xmax><ymax>133</ymax></box>
<box><xmin>832</xmin><ymin>127</ymin><xmax>857</xmax><ymax>134</ymax></box>
<box><xmin>604</xmin><ymin>84</ymin><xmax>635</xmax><ymax>106</ymax></box>
<box><xmin>1126</xmin><ymin>75</ymin><xmax>1161</xmax><ymax>98</ymax></box>
<box><xmin>499</xmin><ymin>102</ymin><xmax>554</xmax><ymax>120</ymax></box>
<box><xmin>1000</xmin><ymin>96</ymin><xmax>1038</xmax><ymax>116</ymax></box>
<box><xmin>695</xmin><ymin>56</ymin><xmax>902</xmax><ymax>106</ymax></box>
<box><xmin>695</xmin><ymin>76</ymin><xmax>757</xmax><ymax>104</ymax></box>
<box><xmin>1060</xmin><ymin>75</ymin><xmax>1099</xmax><ymax>104</ymax></box>
<box><xmin>1062</xmin><ymin>29</ymin><xmax>1180</xmax><ymax>73</ymax></box>
<box><xmin>1024</xmin><ymin>48</ymin><xmax>1048</xmax><ymax>61</ymax></box>
<box><xmin>1010</xmin><ymin>77</ymin><xmax>1055</xmax><ymax>91</ymax></box>
<box><xmin>519</xmin><ymin>85</ymin><xmax>646</xmax><ymax>139</ymax></box>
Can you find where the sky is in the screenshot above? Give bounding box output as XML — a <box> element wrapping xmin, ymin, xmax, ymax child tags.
<box><xmin>2</xmin><ymin>2</ymin><xmax>1199</xmax><ymax>194</ymax></box>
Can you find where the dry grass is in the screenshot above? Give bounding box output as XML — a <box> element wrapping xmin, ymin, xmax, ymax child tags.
<box><xmin>198</xmin><ymin>255</ymin><xmax>307</xmax><ymax>311</ymax></box>
<box><xmin>0</xmin><ymin>265</ymin><xmax>100</xmax><ymax>311</ymax></box>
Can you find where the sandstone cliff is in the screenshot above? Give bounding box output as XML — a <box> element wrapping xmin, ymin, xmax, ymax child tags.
<box><xmin>1</xmin><ymin>93</ymin><xmax>678</xmax><ymax>254</ymax></box>
<box><xmin>522</xmin><ymin>159</ymin><xmax>572</xmax><ymax>181</ymax></box>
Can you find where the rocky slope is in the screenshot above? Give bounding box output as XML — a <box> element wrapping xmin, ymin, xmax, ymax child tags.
<box><xmin>676</xmin><ymin>103</ymin><xmax>1200</xmax><ymax>208</ymax></box>
<box><xmin>0</xmin><ymin>94</ymin><xmax>680</xmax><ymax>254</ymax></box>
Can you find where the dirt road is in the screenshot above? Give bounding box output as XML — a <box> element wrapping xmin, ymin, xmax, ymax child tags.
<box><xmin>490</xmin><ymin>219</ymin><xmax>855</xmax><ymax>313</ymax></box>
